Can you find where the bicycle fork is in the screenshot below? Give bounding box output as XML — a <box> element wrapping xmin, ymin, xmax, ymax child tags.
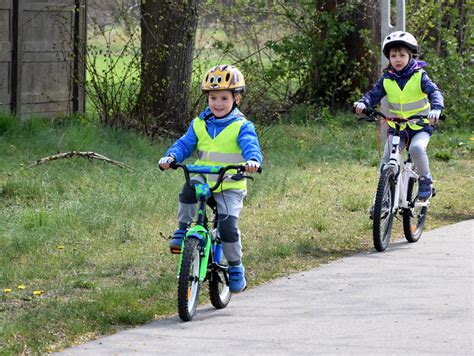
<box><xmin>177</xmin><ymin>192</ymin><xmax>212</xmax><ymax>283</ymax></box>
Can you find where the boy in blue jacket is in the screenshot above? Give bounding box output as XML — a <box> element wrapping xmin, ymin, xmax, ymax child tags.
<box><xmin>159</xmin><ymin>64</ymin><xmax>263</xmax><ymax>293</ymax></box>
<box><xmin>355</xmin><ymin>31</ymin><xmax>444</xmax><ymax>205</ymax></box>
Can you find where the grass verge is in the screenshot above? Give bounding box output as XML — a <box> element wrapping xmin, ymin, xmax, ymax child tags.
<box><xmin>0</xmin><ymin>112</ymin><xmax>472</xmax><ymax>353</ymax></box>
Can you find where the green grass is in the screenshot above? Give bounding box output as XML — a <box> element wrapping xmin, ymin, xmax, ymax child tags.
<box><xmin>0</xmin><ymin>112</ymin><xmax>473</xmax><ymax>353</ymax></box>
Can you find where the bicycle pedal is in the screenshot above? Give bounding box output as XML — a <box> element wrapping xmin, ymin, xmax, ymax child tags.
<box><xmin>431</xmin><ymin>187</ymin><xmax>437</xmax><ymax>198</ymax></box>
<box><xmin>414</xmin><ymin>200</ymin><xmax>429</xmax><ymax>207</ymax></box>
<box><xmin>170</xmin><ymin>247</ymin><xmax>182</xmax><ymax>254</ymax></box>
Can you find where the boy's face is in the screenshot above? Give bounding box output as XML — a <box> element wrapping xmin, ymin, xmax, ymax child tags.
<box><xmin>208</xmin><ymin>90</ymin><xmax>234</xmax><ymax>118</ymax></box>
<box><xmin>389</xmin><ymin>47</ymin><xmax>410</xmax><ymax>71</ymax></box>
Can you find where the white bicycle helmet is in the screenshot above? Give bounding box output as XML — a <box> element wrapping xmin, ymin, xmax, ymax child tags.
<box><xmin>382</xmin><ymin>31</ymin><xmax>418</xmax><ymax>58</ymax></box>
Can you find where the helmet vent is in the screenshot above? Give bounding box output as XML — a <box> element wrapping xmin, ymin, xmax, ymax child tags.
<box><xmin>226</xmin><ymin>73</ymin><xmax>230</xmax><ymax>81</ymax></box>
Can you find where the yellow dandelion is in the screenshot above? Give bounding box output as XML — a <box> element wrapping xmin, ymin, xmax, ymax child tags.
<box><xmin>57</xmin><ymin>245</ymin><xmax>65</xmax><ymax>249</ymax></box>
<box><xmin>18</xmin><ymin>284</ymin><xmax>26</xmax><ymax>290</ymax></box>
<box><xmin>3</xmin><ymin>288</ymin><xmax>12</xmax><ymax>293</ymax></box>
<box><xmin>33</xmin><ymin>290</ymin><xmax>44</xmax><ymax>296</ymax></box>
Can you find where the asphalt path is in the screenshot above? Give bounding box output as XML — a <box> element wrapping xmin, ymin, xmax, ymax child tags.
<box><xmin>57</xmin><ymin>220</ymin><xmax>473</xmax><ymax>355</ymax></box>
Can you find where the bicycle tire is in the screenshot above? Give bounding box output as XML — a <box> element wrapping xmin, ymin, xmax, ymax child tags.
<box><xmin>177</xmin><ymin>238</ymin><xmax>201</xmax><ymax>321</ymax></box>
<box><xmin>403</xmin><ymin>177</ymin><xmax>427</xmax><ymax>242</ymax></box>
<box><xmin>373</xmin><ymin>168</ymin><xmax>396</xmax><ymax>251</ymax></box>
<box><xmin>209</xmin><ymin>253</ymin><xmax>231</xmax><ymax>309</ymax></box>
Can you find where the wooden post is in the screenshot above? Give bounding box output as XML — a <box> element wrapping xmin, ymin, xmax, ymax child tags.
<box><xmin>73</xmin><ymin>0</ymin><xmax>86</xmax><ymax>114</ymax></box>
<box><xmin>0</xmin><ymin>0</ymin><xmax>15</xmax><ymax>113</ymax></box>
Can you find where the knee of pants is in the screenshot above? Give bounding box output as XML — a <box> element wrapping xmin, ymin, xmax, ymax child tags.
<box><xmin>178</xmin><ymin>181</ymin><xmax>198</xmax><ymax>204</ymax></box>
<box><xmin>218</xmin><ymin>215</ymin><xmax>240</xmax><ymax>243</ymax></box>
<box><xmin>409</xmin><ymin>143</ymin><xmax>427</xmax><ymax>158</ymax></box>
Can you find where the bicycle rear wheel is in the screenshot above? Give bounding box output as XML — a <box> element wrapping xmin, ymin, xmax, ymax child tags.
<box><xmin>178</xmin><ymin>238</ymin><xmax>201</xmax><ymax>321</ymax></box>
<box><xmin>209</xmin><ymin>246</ymin><xmax>231</xmax><ymax>309</ymax></box>
<box><xmin>373</xmin><ymin>168</ymin><xmax>396</xmax><ymax>251</ymax></box>
<box><xmin>403</xmin><ymin>177</ymin><xmax>427</xmax><ymax>242</ymax></box>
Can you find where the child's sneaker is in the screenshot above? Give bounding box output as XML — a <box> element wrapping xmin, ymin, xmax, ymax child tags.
<box><xmin>228</xmin><ymin>264</ymin><xmax>247</xmax><ymax>293</ymax></box>
<box><xmin>169</xmin><ymin>229</ymin><xmax>186</xmax><ymax>254</ymax></box>
<box><xmin>418</xmin><ymin>176</ymin><xmax>433</xmax><ymax>201</ymax></box>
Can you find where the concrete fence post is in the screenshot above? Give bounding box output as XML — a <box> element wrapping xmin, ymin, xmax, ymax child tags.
<box><xmin>379</xmin><ymin>0</ymin><xmax>406</xmax><ymax>120</ymax></box>
<box><xmin>380</xmin><ymin>0</ymin><xmax>406</xmax><ymax>70</ymax></box>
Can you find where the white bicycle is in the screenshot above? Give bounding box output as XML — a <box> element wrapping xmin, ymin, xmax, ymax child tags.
<box><xmin>359</xmin><ymin>108</ymin><xmax>443</xmax><ymax>252</ymax></box>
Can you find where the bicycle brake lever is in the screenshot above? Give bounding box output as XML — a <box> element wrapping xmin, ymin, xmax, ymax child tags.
<box><xmin>230</xmin><ymin>173</ymin><xmax>254</xmax><ymax>181</ymax></box>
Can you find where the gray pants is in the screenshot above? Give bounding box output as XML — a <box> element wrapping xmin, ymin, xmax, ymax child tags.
<box><xmin>382</xmin><ymin>131</ymin><xmax>431</xmax><ymax>178</ymax></box>
<box><xmin>177</xmin><ymin>177</ymin><xmax>246</xmax><ymax>266</ymax></box>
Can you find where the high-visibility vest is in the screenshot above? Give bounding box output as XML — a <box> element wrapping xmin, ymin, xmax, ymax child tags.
<box><xmin>383</xmin><ymin>70</ymin><xmax>430</xmax><ymax>130</ymax></box>
<box><xmin>193</xmin><ymin>118</ymin><xmax>247</xmax><ymax>191</ymax></box>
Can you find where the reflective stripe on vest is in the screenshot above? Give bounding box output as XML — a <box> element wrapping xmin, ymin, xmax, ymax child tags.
<box><xmin>197</xmin><ymin>151</ymin><xmax>244</xmax><ymax>163</ymax></box>
<box><xmin>383</xmin><ymin>71</ymin><xmax>430</xmax><ymax>130</ymax></box>
<box><xmin>193</xmin><ymin>118</ymin><xmax>247</xmax><ymax>191</ymax></box>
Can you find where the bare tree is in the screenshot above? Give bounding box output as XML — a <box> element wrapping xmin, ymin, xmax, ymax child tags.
<box><xmin>139</xmin><ymin>0</ymin><xmax>198</xmax><ymax>135</ymax></box>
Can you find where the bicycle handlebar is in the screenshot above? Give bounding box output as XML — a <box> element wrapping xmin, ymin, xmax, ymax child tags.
<box><xmin>169</xmin><ymin>162</ymin><xmax>262</xmax><ymax>192</ymax></box>
<box><xmin>353</xmin><ymin>106</ymin><xmax>446</xmax><ymax>125</ymax></box>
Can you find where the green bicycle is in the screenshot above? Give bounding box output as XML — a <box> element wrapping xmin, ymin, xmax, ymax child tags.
<box><xmin>168</xmin><ymin>162</ymin><xmax>259</xmax><ymax>321</ymax></box>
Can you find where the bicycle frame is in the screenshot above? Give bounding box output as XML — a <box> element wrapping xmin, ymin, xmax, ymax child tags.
<box><xmin>173</xmin><ymin>163</ymin><xmax>254</xmax><ymax>282</ymax></box>
<box><xmin>168</xmin><ymin>162</ymin><xmax>260</xmax><ymax>321</ymax></box>
<box><xmin>382</xmin><ymin>126</ymin><xmax>429</xmax><ymax>214</ymax></box>
<box><xmin>356</xmin><ymin>106</ymin><xmax>443</xmax><ymax>251</ymax></box>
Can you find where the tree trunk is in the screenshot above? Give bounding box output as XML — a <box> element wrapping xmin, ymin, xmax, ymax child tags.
<box><xmin>305</xmin><ymin>0</ymin><xmax>380</xmax><ymax>109</ymax></box>
<box><xmin>454</xmin><ymin>0</ymin><xmax>467</xmax><ymax>55</ymax></box>
<box><xmin>139</xmin><ymin>0</ymin><xmax>198</xmax><ymax>135</ymax></box>
<box><xmin>345</xmin><ymin>0</ymin><xmax>380</xmax><ymax>86</ymax></box>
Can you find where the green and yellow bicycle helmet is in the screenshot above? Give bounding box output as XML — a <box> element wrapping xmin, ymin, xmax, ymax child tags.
<box><xmin>201</xmin><ymin>64</ymin><xmax>246</xmax><ymax>93</ymax></box>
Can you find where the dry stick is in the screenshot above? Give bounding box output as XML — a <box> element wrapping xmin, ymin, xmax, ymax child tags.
<box><xmin>29</xmin><ymin>151</ymin><xmax>131</xmax><ymax>169</ymax></box>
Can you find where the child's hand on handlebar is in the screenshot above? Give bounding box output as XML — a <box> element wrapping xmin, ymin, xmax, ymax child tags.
<box><xmin>353</xmin><ymin>101</ymin><xmax>366</xmax><ymax>115</ymax></box>
<box><xmin>159</xmin><ymin>155</ymin><xmax>176</xmax><ymax>170</ymax></box>
<box><xmin>245</xmin><ymin>160</ymin><xmax>260</xmax><ymax>174</ymax></box>
<box><xmin>427</xmin><ymin>109</ymin><xmax>441</xmax><ymax>126</ymax></box>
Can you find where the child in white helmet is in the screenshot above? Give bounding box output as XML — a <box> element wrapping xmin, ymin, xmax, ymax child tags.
<box><xmin>355</xmin><ymin>31</ymin><xmax>444</xmax><ymax>205</ymax></box>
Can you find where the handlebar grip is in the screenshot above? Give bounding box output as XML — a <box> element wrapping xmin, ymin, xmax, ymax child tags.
<box><xmin>170</xmin><ymin>160</ymin><xmax>179</xmax><ymax>170</ymax></box>
<box><xmin>158</xmin><ymin>159</ymin><xmax>178</xmax><ymax>171</ymax></box>
<box><xmin>352</xmin><ymin>105</ymin><xmax>375</xmax><ymax>116</ymax></box>
<box><xmin>362</xmin><ymin>107</ymin><xmax>375</xmax><ymax>115</ymax></box>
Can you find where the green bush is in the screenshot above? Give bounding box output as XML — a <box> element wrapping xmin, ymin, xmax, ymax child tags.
<box><xmin>408</xmin><ymin>0</ymin><xmax>473</xmax><ymax>128</ymax></box>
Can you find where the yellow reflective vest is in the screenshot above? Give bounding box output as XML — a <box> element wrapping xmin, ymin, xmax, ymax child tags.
<box><xmin>193</xmin><ymin>118</ymin><xmax>247</xmax><ymax>192</ymax></box>
<box><xmin>383</xmin><ymin>70</ymin><xmax>430</xmax><ymax>130</ymax></box>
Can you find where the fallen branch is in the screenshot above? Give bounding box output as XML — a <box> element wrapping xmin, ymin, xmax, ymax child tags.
<box><xmin>29</xmin><ymin>151</ymin><xmax>131</xmax><ymax>169</ymax></box>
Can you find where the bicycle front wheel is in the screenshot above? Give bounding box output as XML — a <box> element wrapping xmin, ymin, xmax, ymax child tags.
<box><xmin>178</xmin><ymin>238</ymin><xmax>201</xmax><ymax>321</ymax></box>
<box><xmin>403</xmin><ymin>177</ymin><xmax>427</xmax><ymax>242</ymax></box>
<box><xmin>373</xmin><ymin>169</ymin><xmax>396</xmax><ymax>251</ymax></box>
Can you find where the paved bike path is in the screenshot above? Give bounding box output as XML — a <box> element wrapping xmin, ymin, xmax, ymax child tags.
<box><xmin>58</xmin><ymin>220</ymin><xmax>473</xmax><ymax>355</ymax></box>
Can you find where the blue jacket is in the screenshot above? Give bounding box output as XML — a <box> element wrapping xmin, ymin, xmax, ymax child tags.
<box><xmin>165</xmin><ymin>107</ymin><xmax>263</xmax><ymax>164</ymax></box>
<box><xmin>360</xmin><ymin>59</ymin><xmax>444</xmax><ymax>111</ymax></box>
